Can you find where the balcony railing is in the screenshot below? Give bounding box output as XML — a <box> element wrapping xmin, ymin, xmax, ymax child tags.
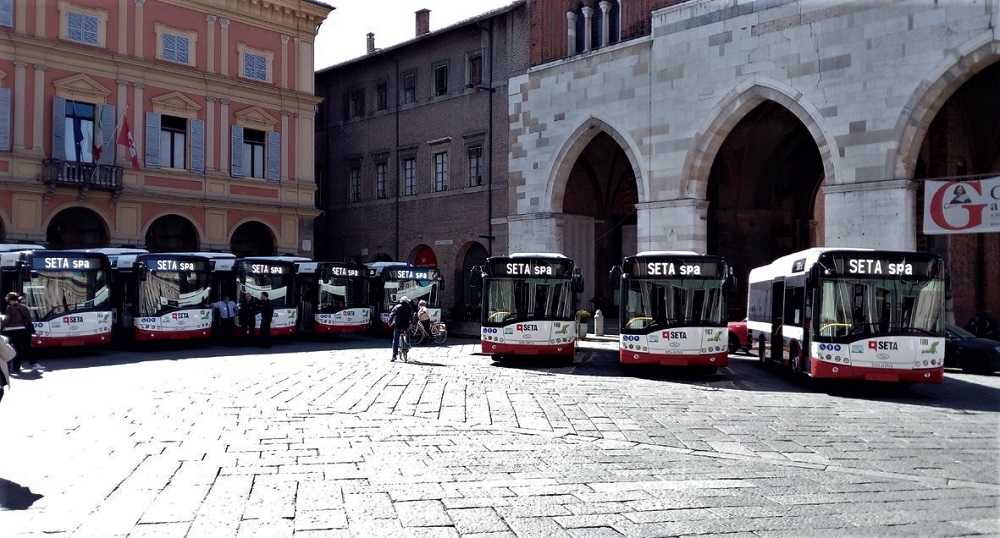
<box><xmin>42</xmin><ymin>159</ymin><xmax>124</xmax><ymax>192</ymax></box>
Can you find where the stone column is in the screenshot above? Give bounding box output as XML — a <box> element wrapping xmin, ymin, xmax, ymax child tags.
<box><xmin>635</xmin><ymin>199</ymin><xmax>710</xmax><ymax>253</ymax></box>
<box><xmin>280</xmin><ymin>35</ymin><xmax>289</xmax><ymax>89</ymax></box>
<box><xmin>35</xmin><ymin>0</ymin><xmax>46</xmax><ymax>38</ymax></box>
<box><xmin>219</xmin><ymin>18</ymin><xmax>230</xmax><ymax>77</ymax></box>
<box><xmin>14</xmin><ymin>0</ymin><xmax>26</xmax><ymax>34</ymax></box>
<box><xmin>117</xmin><ymin>0</ymin><xmax>127</xmax><ymax>53</ymax></box>
<box><xmin>599</xmin><ymin>1</ymin><xmax>611</xmax><ymax>47</ymax></box>
<box><xmin>566</xmin><ymin>12</ymin><xmax>577</xmax><ymax>56</ymax></box>
<box><xmin>581</xmin><ymin>6</ymin><xmax>593</xmax><ymax>53</ymax></box>
<box><xmin>280</xmin><ymin>112</ymin><xmax>289</xmax><ymax>180</ymax></box>
<box><xmin>134</xmin><ymin>0</ymin><xmax>145</xmax><ymax>58</ymax></box>
<box><xmin>32</xmin><ymin>64</ymin><xmax>45</xmax><ymax>153</ymax></box>
<box><xmin>13</xmin><ymin>62</ymin><xmax>26</xmax><ymax>152</ymax></box>
<box><xmin>219</xmin><ymin>99</ymin><xmax>229</xmax><ymax>173</ymax></box>
<box><xmin>823</xmin><ymin>180</ymin><xmax>917</xmax><ymax>250</ymax></box>
<box><xmin>133</xmin><ymin>83</ymin><xmax>143</xmax><ymax>159</ymax></box>
<box><xmin>206</xmin><ymin>15</ymin><xmax>216</xmax><ymax>73</ymax></box>
<box><xmin>206</xmin><ymin>96</ymin><xmax>216</xmax><ymax>171</ymax></box>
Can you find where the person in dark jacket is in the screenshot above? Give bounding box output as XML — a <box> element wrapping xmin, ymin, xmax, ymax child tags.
<box><xmin>389</xmin><ymin>295</ymin><xmax>414</xmax><ymax>362</ymax></box>
<box><xmin>258</xmin><ymin>292</ymin><xmax>274</xmax><ymax>348</ymax></box>
<box><xmin>238</xmin><ymin>292</ymin><xmax>256</xmax><ymax>341</ymax></box>
<box><xmin>2</xmin><ymin>293</ymin><xmax>35</xmax><ymax>373</ymax></box>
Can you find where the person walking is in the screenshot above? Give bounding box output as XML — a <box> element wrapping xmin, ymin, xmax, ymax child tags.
<box><xmin>213</xmin><ymin>295</ymin><xmax>237</xmax><ymax>340</ymax></box>
<box><xmin>417</xmin><ymin>299</ymin><xmax>432</xmax><ymax>337</ymax></box>
<box><xmin>2</xmin><ymin>293</ymin><xmax>35</xmax><ymax>373</ymax></box>
<box><xmin>238</xmin><ymin>292</ymin><xmax>256</xmax><ymax>341</ymax></box>
<box><xmin>258</xmin><ymin>292</ymin><xmax>274</xmax><ymax>348</ymax></box>
<box><xmin>389</xmin><ymin>295</ymin><xmax>414</xmax><ymax>362</ymax></box>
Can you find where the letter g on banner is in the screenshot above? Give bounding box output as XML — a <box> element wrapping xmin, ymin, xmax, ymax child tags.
<box><xmin>926</xmin><ymin>180</ymin><xmax>988</xmax><ymax>233</ymax></box>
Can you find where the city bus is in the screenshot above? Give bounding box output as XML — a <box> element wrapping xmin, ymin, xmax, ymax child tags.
<box><xmin>295</xmin><ymin>261</ymin><xmax>370</xmax><ymax>335</ymax></box>
<box><xmin>747</xmin><ymin>248</ymin><xmax>946</xmax><ymax>383</ymax></box>
<box><xmin>367</xmin><ymin>262</ymin><xmax>443</xmax><ymax>330</ymax></box>
<box><xmin>0</xmin><ymin>248</ymin><xmax>117</xmax><ymax>348</ymax></box>
<box><xmin>618</xmin><ymin>252</ymin><xmax>731</xmax><ymax>370</ymax></box>
<box><xmin>127</xmin><ymin>253</ymin><xmax>221</xmax><ymax>342</ymax></box>
<box><xmin>235</xmin><ymin>256</ymin><xmax>306</xmax><ymax>337</ymax></box>
<box><xmin>479</xmin><ymin>253</ymin><xmax>582</xmax><ymax>359</ymax></box>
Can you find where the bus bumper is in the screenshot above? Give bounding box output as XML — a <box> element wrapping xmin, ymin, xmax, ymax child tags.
<box><xmin>32</xmin><ymin>332</ymin><xmax>112</xmax><ymax>348</ymax></box>
<box><xmin>810</xmin><ymin>360</ymin><xmax>944</xmax><ymax>383</ymax></box>
<box><xmin>135</xmin><ymin>328</ymin><xmax>212</xmax><ymax>342</ymax></box>
<box><xmin>620</xmin><ymin>349</ymin><xmax>728</xmax><ymax>367</ymax></box>
<box><xmin>482</xmin><ymin>341</ymin><xmax>575</xmax><ymax>357</ymax></box>
<box><xmin>315</xmin><ymin>323</ymin><xmax>369</xmax><ymax>335</ymax></box>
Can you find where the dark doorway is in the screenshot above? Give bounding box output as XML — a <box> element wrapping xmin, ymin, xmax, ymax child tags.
<box><xmin>230</xmin><ymin>221</ymin><xmax>275</xmax><ymax>257</ymax></box>
<box><xmin>46</xmin><ymin>207</ymin><xmax>110</xmax><ymax>249</ymax></box>
<box><xmin>409</xmin><ymin>244</ymin><xmax>437</xmax><ymax>268</ymax></box>
<box><xmin>562</xmin><ymin>131</ymin><xmax>638</xmax><ymax>315</ymax></box>
<box><xmin>707</xmin><ymin>101</ymin><xmax>825</xmax><ymax>320</ymax></box>
<box><xmin>456</xmin><ymin>242</ymin><xmax>488</xmax><ymax>319</ymax></box>
<box><xmin>914</xmin><ymin>61</ymin><xmax>1000</xmax><ymax>325</ymax></box>
<box><xmin>145</xmin><ymin>215</ymin><xmax>199</xmax><ymax>252</ymax></box>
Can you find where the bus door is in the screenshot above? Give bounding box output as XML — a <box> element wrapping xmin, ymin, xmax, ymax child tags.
<box><xmin>298</xmin><ymin>272</ymin><xmax>318</xmax><ymax>332</ymax></box>
<box><xmin>770</xmin><ymin>279</ymin><xmax>784</xmax><ymax>363</ymax></box>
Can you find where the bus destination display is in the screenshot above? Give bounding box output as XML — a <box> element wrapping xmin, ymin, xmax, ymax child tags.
<box><xmin>247</xmin><ymin>263</ymin><xmax>287</xmax><ymax>275</ymax></box>
<box><xmin>328</xmin><ymin>266</ymin><xmax>362</xmax><ymax>278</ymax></box>
<box><xmin>823</xmin><ymin>253</ymin><xmax>939</xmax><ymax>278</ymax></box>
<box><xmin>148</xmin><ymin>259</ymin><xmax>205</xmax><ymax>272</ymax></box>
<box><xmin>627</xmin><ymin>259</ymin><xmax>723</xmax><ymax>278</ymax></box>
<box><xmin>386</xmin><ymin>268</ymin><xmax>438</xmax><ymax>281</ymax></box>
<box><xmin>486</xmin><ymin>259</ymin><xmax>572</xmax><ymax>278</ymax></box>
<box><xmin>33</xmin><ymin>256</ymin><xmax>99</xmax><ymax>270</ymax></box>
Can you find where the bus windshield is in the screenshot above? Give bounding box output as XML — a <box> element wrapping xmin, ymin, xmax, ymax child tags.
<box><xmin>817</xmin><ymin>277</ymin><xmax>944</xmax><ymax>339</ymax></box>
<box><xmin>624</xmin><ymin>278</ymin><xmax>724</xmax><ymax>331</ymax></box>
<box><xmin>485</xmin><ymin>278</ymin><xmax>574</xmax><ymax>324</ymax></box>
<box><xmin>23</xmin><ymin>269</ymin><xmax>110</xmax><ymax>321</ymax></box>
<box><xmin>242</xmin><ymin>273</ymin><xmax>292</xmax><ymax>307</ymax></box>
<box><xmin>139</xmin><ymin>270</ymin><xmax>211</xmax><ymax>316</ymax></box>
<box><xmin>319</xmin><ymin>277</ymin><xmax>366</xmax><ymax>313</ymax></box>
<box><xmin>383</xmin><ymin>279</ymin><xmax>440</xmax><ymax>309</ymax></box>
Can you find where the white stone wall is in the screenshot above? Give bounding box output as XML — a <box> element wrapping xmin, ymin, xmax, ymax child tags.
<box><xmin>508</xmin><ymin>0</ymin><xmax>999</xmax><ymax>254</ymax></box>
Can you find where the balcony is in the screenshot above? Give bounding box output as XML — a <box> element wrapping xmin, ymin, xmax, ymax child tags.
<box><xmin>42</xmin><ymin>159</ymin><xmax>124</xmax><ymax>194</ymax></box>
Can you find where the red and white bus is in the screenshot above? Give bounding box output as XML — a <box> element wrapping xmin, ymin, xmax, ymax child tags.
<box><xmin>748</xmin><ymin>248</ymin><xmax>945</xmax><ymax>383</ymax></box>
<box><xmin>236</xmin><ymin>256</ymin><xmax>305</xmax><ymax>337</ymax></box>
<box><xmin>130</xmin><ymin>253</ymin><xmax>222</xmax><ymax>341</ymax></box>
<box><xmin>618</xmin><ymin>252</ymin><xmax>731</xmax><ymax>371</ymax></box>
<box><xmin>296</xmin><ymin>261</ymin><xmax>370</xmax><ymax>335</ymax></box>
<box><xmin>367</xmin><ymin>262</ymin><xmax>443</xmax><ymax>331</ymax></box>
<box><xmin>1</xmin><ymin>249</ymin><xmax>117</xmax><ymax>348</ymax></box>
<box><xmin>480</xmin><ymin>254</ymin><xmax>582</xmax><ymax>359</ymax></box>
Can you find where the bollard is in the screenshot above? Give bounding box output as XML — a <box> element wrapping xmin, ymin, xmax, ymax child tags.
<box><xmin>594</xmin><ymin>309</ymin><xmax>604</xmax><ymax>336</ymax></box>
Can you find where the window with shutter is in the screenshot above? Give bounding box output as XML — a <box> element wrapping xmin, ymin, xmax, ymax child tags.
<box><xmin>0</xmin><ymin>0</ymin><xmax>13</xmax><ymax>28</ymax></box>
<box><xmin>68</xmin><ymin>12</ymin><xmax>100</xmax><ymax>45</ymax></box>
<box><xmin>159</xmin><ymin>115</ymin><xmax>187</xmax><ymax>169</ymax></box>
<box><xmin>244</xmin><ymin>53</ymin><xmax>268</xmax><ymax>82</ymax></box>
<box><xmin>0</xmin><ymin>88</ymin><xmax>10</xmax><ymax>152</ymax></box>
<box><xmin>243</xmin><ymin>128</ymin><xmax>266</xmax><ymax>179</ymax></box>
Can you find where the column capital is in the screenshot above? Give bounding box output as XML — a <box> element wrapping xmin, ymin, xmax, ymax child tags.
<box><xmin>12</xmin><ymin>61</ymin><xmax>28</xmax><ymax>68</ymax></box>
<box><xmin>206</xmin><ymin>96</ymin><xmax>217</xmax><ymax>103</ymax></box>
<box><xmin>581</xmin><ymin>6</ymin><xmax>594</xmax><ymax>17</ymax></box>
<box><xmin>32</xmin><ymin>63</ymin><xmax>46</xmax><ymax>72</ymax></box>
<box><xmin>134</xmin><ymin>0</ymin><xmax>145</xmax><ymax>6</ymax></box>
<box><xmin>598</xmin><ymin>0</ymin><xmax>612</xmax><ymax>12</ymax></box>
<box><xmin>219</xmin><ymin>17</ymin><xmax>230</xmax><ymax>28</ymax></box>
<box><xmin>219</xmin><ymin>98</ymin><xmax>230</xmax><ymax>106</ymax></box>
<box><xmin>566</xmin><ymin>11</ymin><xmax>577</xmax><ymax>22</ymax></box>
<box><xmin>206</xmin><ymin>14</ymin><xmax>217</xmax><ymax>23</ymax></box>
<box><xmin>281</xmin><ymin>34</ymin><xmax>290</xmax><ymax>45</ymax></box>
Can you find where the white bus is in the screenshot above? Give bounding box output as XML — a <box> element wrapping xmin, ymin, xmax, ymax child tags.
<box><xmin>235</xmin><ymin>256</ymin><xmax>308</xmax><ymax>337</ymax></box>
<box><xmin>618</xmin><ymin>252</ymin><xmax>731</xmax><ymax>370</ymax></box>
<box><xmin>747</xmin><ymin>248</ymin><xmax>945</xmax><ymax>383</ymax></box>
<box><xmin>480</xmin><ymin>253</ymin><xmax>582</xmax><ymax>359</ymax></box>
<box><xmin>367</xmin><ymin>262</ymin><xmax>443</xmax><ymax>330</ymax></box>
<box><xmin>295</xmin><ymin>261</ymin><xmax>370</xmax><ymax>335</ymax></box>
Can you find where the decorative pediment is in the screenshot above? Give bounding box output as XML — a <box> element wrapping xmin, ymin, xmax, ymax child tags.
<box><xmin>53</xmin><ymin>74</ymin><xmax>111</xmax><ymax>104</ymax></box>
<box><xmin>234</xmin><ymin>106</ymin><xmax>278</xmax><ymax>131</ymax></box>
<box><xmin>151</xmin><ymin>91</ymin><xmax>202</xmax><ymax>119</ymax></box>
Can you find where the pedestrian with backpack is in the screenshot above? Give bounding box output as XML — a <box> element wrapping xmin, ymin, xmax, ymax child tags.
<box><xmin>389</xmin><ymin>295</ymin><xmax>414</xmax><ymax>362</ymax></box>
<box><xmin>2</xmin><ymin>293</ymin><xmax>35</xmax><ymax>373</ymax></box>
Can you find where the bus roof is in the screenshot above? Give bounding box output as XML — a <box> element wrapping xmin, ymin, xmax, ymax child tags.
<box><xmin>633</xmin><ymin>250</ymin><xmax>699</xmax><ymax>257</ymax></box>
<box><xmin>748</xmin><ymin>247</ymin><xmax>876</xmax><ymax>283</ymax></box>
<box><xmin>0</xmin><ymin>244</ymin><xmax>43</xmax><ymax>253</ymax></box>
<box><xmin>295</xmin><ymin>261</ymin><xmax>366</xmax><ymax>274</ymax></box>
<box><xmin>156</xmin><ymin>252</ymin><xmax>237</xmax><ymax>260</ymax></box>
<box><xmin>238</xmin><ymin>256</ymin><xmax>311</xmax><ymax>264</ymax></box>
<box><xmin>509</xmin><ymin>252</ymin><xmax>568</xmax><ymax>259</ymax></box>
<box><xmin>72</xmin><ymin>248</ymin><xmax>149</xmax><ymax>256</ymax></box>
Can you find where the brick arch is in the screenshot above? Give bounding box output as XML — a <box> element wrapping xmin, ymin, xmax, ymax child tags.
<box><xmin>43</xmin><ymin>204</ymin><xmax>112</xmax><ymax>248</ymax></box>
<box><xmin>681</xmin><ymin>78</ymin><xmax>837</xmax><ymax>200</ymax></box>
<box><xmin>140</xmin><ymin>212</ymin><xmax>204</xmax><ymax>249</ymax></box>
<box><xmin>546</xmin><ymin>116</ymin><xmax>647</xmax><ymax>213</ymax></box>
<box><xmin>891</xmin><ymin>37</ymin><xmax>1000</xmax><ymax>179</ymax></box>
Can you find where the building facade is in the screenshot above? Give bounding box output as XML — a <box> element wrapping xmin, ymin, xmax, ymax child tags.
<box><xmin>0</xmin><ymin>0</ymin><xmax>329</xmax><ymax>257</ymax></box>
<box><xmin>315</xmin><ymin>3</ymin><xmax>529</xmax><ymax>318</ymax></box>
<box><xmin>509</xmin><ymin>0</ymin><xmax>999</xmax><ymax>323</ymax></box>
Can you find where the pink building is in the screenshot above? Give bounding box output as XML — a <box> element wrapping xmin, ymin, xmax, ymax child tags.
<box><xmin>0</xmin><ymin>0</ymin><xmax>331</xmax><ymax>256</ymax></box>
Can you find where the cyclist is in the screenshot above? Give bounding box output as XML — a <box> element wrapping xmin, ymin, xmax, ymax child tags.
<box><xmin>389</xmin><ymin>295</ymin><xmax>414</xmax><ymax>362</ymax></box>
<box><xmin>417</xmin><ymin>299</ymin><xmax>432</xmax><ymax>337</ymax></box>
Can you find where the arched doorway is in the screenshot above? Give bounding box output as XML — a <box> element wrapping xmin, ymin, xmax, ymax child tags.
<box><xmin>456</xmin><ymin>242</ymin><xmax>488</xmax><ymax>319</ymax></box>
<box><xmin>562</xmin><ymin>131</ymin><xmax>638</xmax><ymax>314</ymax></box>
<box><xmin>409</xmin><ymin>244</ymin><xmax>437</xmax><ymax>268</ymax></box>
<box><xmin>145</xmin><ymin>215</ymin><xmax>199</xmax><ymax>252</ymax></box>
<box><xmin>707</xmin><ymin>101</ymin><xmax>825</xmax><ymax>319</ymax></box>
<box><xmin>913</xmin><ymin>61</ymin><xmax>1000</xmax><ymax>325</ymax></box>
<box><xmin>230</xmin><ymin>221</ymin><xmax>275</xmax><ymax>257</ymax></box>
<box><xmin>46</xmin><ymin>207</ymin><xmax>110</xmax><ymax>249</ymax></box>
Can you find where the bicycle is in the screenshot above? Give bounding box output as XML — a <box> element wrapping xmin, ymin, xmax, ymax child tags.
<box><xmin>409</xmin><ymin>320</ymin><xmax>448</xmax><ymax>346</ymax></box>
<box><xmin>398</xmin><ymin>329</ymin><xmax>410</xmax><ymax>362</ymax></box>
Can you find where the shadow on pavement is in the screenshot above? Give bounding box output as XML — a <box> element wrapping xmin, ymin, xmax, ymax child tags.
<box><xmin>0</xmin><ymin>478</ymin><xmax>42</xmax><ymax>510</ymax></box>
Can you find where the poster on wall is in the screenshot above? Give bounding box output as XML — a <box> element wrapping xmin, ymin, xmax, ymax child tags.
<box><xmin>923</xmin><ymin>177</ymin><xmax>1000</xmax><ymax>235</ymax></box>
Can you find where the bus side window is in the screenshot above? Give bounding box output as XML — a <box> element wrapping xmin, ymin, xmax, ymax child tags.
<box><xmin>784</xmin><ymin>286</ymin><xmax>804</xmax><ymax>327</ymax></box>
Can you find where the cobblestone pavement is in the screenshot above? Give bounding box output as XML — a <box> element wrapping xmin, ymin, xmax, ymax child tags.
<box><xmin>1</xmin><ymin>337</ymin><xmax>998</xmax><ymax>537</ymax></box>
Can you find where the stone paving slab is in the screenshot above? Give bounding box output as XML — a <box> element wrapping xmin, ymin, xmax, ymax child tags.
<box><xmin>0</xmin><ymin>338</ymin><xmax>998</xmax><ymax>537</ymax></box>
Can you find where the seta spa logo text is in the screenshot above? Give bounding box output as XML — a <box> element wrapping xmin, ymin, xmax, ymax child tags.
<box><xmin>868</xmin><ymin>340</ymin><xmax>899</xmax><ymax>351</ymax></box>
<box><xmin>661</xmin><ymin>330</ymin><xmax>688</xmax><ymax>340</ymax></box>
<box><xmin>516</xmin><ymin>324</ymin><xmax>539</xmax><ymax>332</ymax></box>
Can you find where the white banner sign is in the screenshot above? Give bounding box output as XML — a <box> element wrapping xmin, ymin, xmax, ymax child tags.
<box><xmin>923</xmin><ymin>177</ymin><xmax>1000</xmax><ymax>235</ymax></box>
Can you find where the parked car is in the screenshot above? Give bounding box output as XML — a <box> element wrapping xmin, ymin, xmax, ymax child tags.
<box><xmin>728</xmin><ymin>319</ymin><xmax>749</xmax><ymax>354</ymax></box>
<box><xmin>944</xmin><ymin>324</ymin><xmax>1000</xmax><ymax>374</ymax></box>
